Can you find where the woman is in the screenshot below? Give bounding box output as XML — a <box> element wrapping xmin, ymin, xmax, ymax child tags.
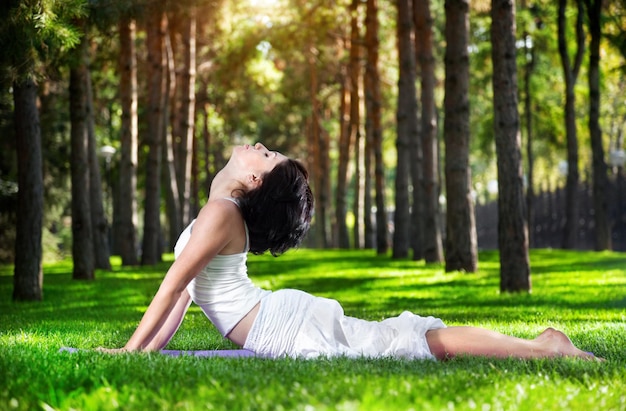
<box><xmin>101</xmin><ymin>143</ymin><xmax>595</xmax><ymax>360</ymax></box>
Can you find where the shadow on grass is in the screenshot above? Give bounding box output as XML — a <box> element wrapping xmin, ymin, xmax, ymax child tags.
<box><xmin>1</xmin><ymin>249</ymin><xmax>624</xmax><ymax>333</ymax></box>
<box><xmin>0</xmin><ymin>264</ymin><xmax>169</xmax><ymax>331</ymax></box>
<box><xmin>270</xmin><ymin>272</ymin><xmax>626</xmax><ymax>323</ymax></box>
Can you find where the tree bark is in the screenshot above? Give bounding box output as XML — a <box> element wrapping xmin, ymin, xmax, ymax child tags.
<box><xmin>558</xmin><ymin>0</ymin><xmax>585</xmax><ymax>249</ymax></box>
<box><xmin>70</xmin><ymin>30</ymin><xmax>95</xmax><ymax>280</ymax></box>
<box><xmin>393</xmin><ymin>0</ymin><xmax>419</xmax><ymax>259</ymax></box>
<box><xmin>586</xmin><ymin>0</ymin><xmax>611</xmax><ymax>251</ymax></box>
<box><xmin>335</xmin><ymin>16</ymin><xmax>353</xmax><ymax>249</ymax></box>
<box><xmin>163</xmin><ymin>30</ymin><xmax>182</xmax><ymax>250</ymax></box>
<box><xmin>197</xmin><ymin>81</ymin><xmax>214</xmax><ymax>204</ymax></box>
<box><xmin>86</xmin><ymin>64</ymin><xmax>112</xmax><ymax>270</ymax></box>
<box><xmin>141</xmin><ymin>7</ymin><xmax>168</xmax><ymax>265</ymax></box>
<box><xmin>361</xmin><ymin>7</ymin><xmax>374</xmax><ymax>251</ymax></box>
<box><xmin>117</xmin><ymin>17</ymin><xmax>139</xmax><ymax>266</ymax></box>
<box><xmin>363</xmin><ymin>126</ymin><xmax>375</xmax><ymax>249</ymax></box>
<box><xmin>491</xmin><ymin>0</ymin><xmax>531</xmax><ymax>292</ymax></box>
<box><xmin>443</xmin><ymin>0</ymin><xmax>477</xmax><ymax>272</ymax></box>
<box><xmin>365</xmin><ymin>0</ymin><xmax>388</xmax><ymax>254</ymax></box>
<box><xmin>336</xmin><ymin>70</ymin><xmax>351</xmax><ymax>248</ymax></box>
<box><xmin>308</xmin><ymin>47</ymin><xmax>329</xmax><ymax>247</ymax></box>
<box><xmin>13</xmin><ymin>76</ymin><xmax>44</xmax><ymax>300</ymax></box>
<box><xmin>348</xmin><ymin>0</ymin><xmax>361</xmax><ymax>249</ymax></box>
<box><xmin>414</xmin><ymin>0</ymin><xmax>443</xmax><ymax>263</ymax></box>
<box><xmin>352</xmin><ymin>121</ymin><xmax>362</xmax><ymax>249</ymax></box>
<box><xmin>521</xmin><ymin>0</ymin><xmax>535</xmax><ymax>248</ymax></box>
<box><xmin>178</xmin><ymin>12</ymin><xmax>196</xmax><ymax>229</ymax></box>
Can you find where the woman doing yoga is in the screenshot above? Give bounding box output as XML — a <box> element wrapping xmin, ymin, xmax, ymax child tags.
<box><xmin>99</xmin><ymin>143</ymin><xmax>595</xmax><ymax>360</ymax></box>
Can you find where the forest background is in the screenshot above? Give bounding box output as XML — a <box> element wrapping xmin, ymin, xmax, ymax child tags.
<box><xmin>1</xmin><ymin>0</ymin><xmax>625</xmax><ymax>301</ymax></box>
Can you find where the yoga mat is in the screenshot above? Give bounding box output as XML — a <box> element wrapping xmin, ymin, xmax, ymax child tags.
<box><xmin>161</xmin><ymin>349</ymin><xmax>256</xmax><ymax>357</ymax></box>
<box><xmin>60</xmin><ymin>347</ymin><xmax>256</xmax><ymax>357</ymax></box>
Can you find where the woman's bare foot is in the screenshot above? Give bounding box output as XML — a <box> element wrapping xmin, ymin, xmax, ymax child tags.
<box><xmin>535</xmin><ymin>328</ymin><xmax>599</xmax><ymax>360</ymax></box>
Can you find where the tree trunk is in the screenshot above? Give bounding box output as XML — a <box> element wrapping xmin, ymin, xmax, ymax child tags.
<box><xmin>363</xmin><ymin>127</ymin><xmax>375</xmax><ymax>249</ymax></box>
<box><xmin>586</xmin><ymin>0</ymin><xmax>611</xmax><ymax>251</ymax></box>
<box><xmin>365</xmin><ymin>0</ymin><xmax>388</xmax><ymax>254</ymax></box>
<box><xmin>521</xmin><ymin>0</ymin><xmax>535</xmax><ymax>248</ymax></box>
<box><xmin>80</xmin><ymin>25</ymin><xmax>110</xmax><ymax>270</ymax></box>
<box><xmin>321</xmin><ymin>124</ymin><xmax>332</xmax><ymax>247</ymax></box>
<box><xmin>308</xmin><ymin>48</ymin><xmax>329</xmax><ymax>247</ymax></box>
<box><xmin>199</xmin><ymin>83</ymin><xmax>214</xmax><ymax>201</ymax></box>
<box><xmin>443</xmin><ymin>0</ymin><xmax>477</xmax><ymax>273</ymax></box>
<box><xmin>361</xmin><ymin>2</ymin><xmax>374</xmax><ymax>250</ymax></box>
<box><xmin>12</xmin><ymin>76</ymin><xmax>44</xmax><ymax>300</ymax></box>
<box><xmin>491</xmin><ymin>0</ymin><xmax>531</xmax><ymax>293</ymax></box>
<box><xmin>558</xmin><ymin>0</ymin><xmax>585</xmax><ymax>249</ymax></box>
<box><xmin>86</xmin><ymin>65</ymin><xmax>112</xmax><ymax>270</ymax></box>
<box><xmin>353</xmin><ymin>125</ymin><xmax>363</xmax><ymax>249</ymax></box>
<box><xmin>177</xmin><ymin>12</ymin><xmax>196</xmax><ymax>228</ymax></box>
<box><xmin>163</xmin><ymin>30</ymin><xmax>182</xmax><ymax>250</ymax></box>
<box><xmin>414</xmin><ymin>0</ymin><xmax>443</xmax><ymax>263</ymax></box>
<box><xmin>336</xmin><ymin>33</ymin><xmax>352</xmax><ymax>249</ymax></box>
<box><xmin>348</xmin><ymin>0</ymin><xmax>361</xmax><ymax>249</ymax></box>
<box><xmin>409</xmin><ymin>105</ymin><xmax>424</xmax><ymax>260</ymax></box>
<box><xmin>191</xmin><ymin>124</ymin><xmax>200</xmax><ymax>217</ymax></box>
<box><xmin>70</xmin><ymin>31</ymin><xmax>95</xmax><ymax>280</ymax></box>
<box><xmin>141</xmin><ymin>8</ymin><xmax>167</xmax><ymax>265</ymax></box>
<box><xmin>308</xmin><ymin>44</ymin><xmax>330</xmax><ymax>248</ymax></box>
<box><xmin>117</xmin><ymin>17</ymin><xmax>139</xmax><ymax>266</ymax></box>
<box><xmin>361</xmin><ymin>1</ymin><xmax>374</xmax><ymax>249</ymax></box>
<box><xmin>393</xmin><ymin>0</ymin><xmax>419</xmax><ymax>259</ymax></box>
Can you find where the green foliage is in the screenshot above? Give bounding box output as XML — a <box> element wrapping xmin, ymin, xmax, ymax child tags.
<box><xmin>1</xmin><ymin>249</ymin><xmax>624</xmax><ymax>410</ymax></box>
<box><xmin>0</xmin><ymin>0</ymin><xmax>86</xmax><ymax>83</ymax></box>
<box><xmin>0</xmin><ymin>0</ymin><xmax>88</xmax><ymax>264</ymax></box>
<box><xmin>465</xmin><ymin>0</ymin><xmax>626</xmax><ymax>193</ymax></box>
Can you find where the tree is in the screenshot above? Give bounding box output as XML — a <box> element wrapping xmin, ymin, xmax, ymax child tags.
<box><xmin>177</xmin><ymin>10</ymin><xmax>196</xmax><ymax>229</ymax></box>
<box><xmin>116</xmin><ymin>17</ymin><xmax>139</xmax><ymax>266</ymax></box>
<box><xmin>87</xmin><ymin>63</ymin><xmax>112</xmax><ymax>271</ymax></box>
<box><xmin>142</xmin><ymin>5</ymin><xmax>168</xmax><ymax>265</ymax></box>
<box><xmin>520</xmin><ymin>0</ymin><xmax>536</xmax><ymax>247</ymax></box>
<box><xmin>335</xmin><ymin>0</ymin><xmax>359</xmax><ymax>249</ymax></box>
<box><xmin>348</xmin><ymin>1</ymin><xmax>362</xmax><ymax>250</ymax></box>
<box><xmin>393</xmin><ymin>0</ymin><xmax>419</xmax><ymax>259</ymax></box>
<box><xmin>491</xmin><ymin>0</ymin><xmax>531</xmax><ymax>292</ymax></box>
<box><xmin>408</xmin><ymin>0</ymin><xmax>425</xmax><ymax>262</ymax></box>
<box><xmin>307</xmin><ymin>44</ymin><xmax>331</xmax><ymax>248</ymax></box>
<box><xmin>2</xmin><ymin>0</ymin><xmax>85</xmax><ymax>294</ymax></box>
<box><xmin>364</xmin><ymin>0</ymin><xmax>388</xmax><ymax>254</ymax></box>
<box><xmin>585</xmin><ymin>0</ymin><xmax>611</xmax><ymax>251</ymax></box>
<box><xmin>69</xmin><ymin>21</ymin><xmax>96</xmax><ymax>280</ymax></box>
<box><xmin>163</xmin><ymin>28</ymin><xmax>183</xmax><ymax>250</ymax></box>
<box><xmin>1</xmin><ymin>1</ymin><xmax>45</xmax><ymax>299</ymax></box>
<box><xmin>443</xmin><ymin>0</ymin><xmax>477</xmax><ymax>272</ymax></box>
<box><xmin>12</xmin><ymin>73</ymin><xmax>44</xmax><ymax>299</ymax></box>
<box><xmin>414</xmin><ymin>0</ymin><xmax>444</xmax><ymax>263</ymax></box>
<box><xmin>558</xmin><ymin>0</ymin><xmax>585</xmax><ymax>249</ymax></box>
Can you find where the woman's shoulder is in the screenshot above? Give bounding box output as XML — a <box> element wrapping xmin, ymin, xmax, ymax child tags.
<box><xmin>193</xmin><ymin>198</ymin><xmax>247</xmax><ymax>254</ymax></box>
<box><xmin>198</xmin><ymin>198</ymin><xmax>242</xmax><ymax>222</ymax></box>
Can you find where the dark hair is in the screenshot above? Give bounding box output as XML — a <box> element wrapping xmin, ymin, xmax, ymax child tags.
<box><xmin>237</xmin><ymin>159</ymin><xmax>314</xmax><ymax>256</ymax></box>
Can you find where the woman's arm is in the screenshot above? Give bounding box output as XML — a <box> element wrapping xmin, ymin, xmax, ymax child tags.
<box><xmin>115</xmin><ymin>200</ymin><xmax>242</xmax><ymax>352</ymax></box>
<box><xmin>142</xmin><ymin>288</ymin><xmax>192</xmax><ymax>351</ymax></box>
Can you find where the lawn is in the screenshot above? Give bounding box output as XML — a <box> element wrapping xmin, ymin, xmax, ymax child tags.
<box><xmin>1</xmin><ymin>249</ymin><xmax>625</xmax><ymax>410</ymax></box>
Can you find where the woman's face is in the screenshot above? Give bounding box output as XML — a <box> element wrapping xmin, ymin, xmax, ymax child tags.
<box><xmin>233</xmin><ymin>142</ymin><xmax>288</xmax><ymax>176</ymax></box>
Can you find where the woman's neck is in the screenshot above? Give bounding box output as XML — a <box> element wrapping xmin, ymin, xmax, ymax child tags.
<box><xmin>208</xmin><ymin>168</ymin><xmax>246</xmax><ymax>200</ymax></box>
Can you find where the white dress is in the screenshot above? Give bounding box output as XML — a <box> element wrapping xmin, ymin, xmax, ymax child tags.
<box><xmin>175</xmin><ymin>204</ymin><xmax>446</xmax><ymax>360</ymax></box>
<box><xmin>244</xmin><ymin>289</ymin><xmax>445</xmax><ymax>359</ymax></box>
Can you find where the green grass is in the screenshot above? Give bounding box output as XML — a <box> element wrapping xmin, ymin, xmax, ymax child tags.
<box><xmin>1</xmin><ymin>249</ymin><xmax>625</xmax><ymax>410</ymax></box>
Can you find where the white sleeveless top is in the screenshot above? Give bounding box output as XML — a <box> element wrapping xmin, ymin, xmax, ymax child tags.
<box><xmin>173</xmin><ymin>200</ymin><xmax>271</xmax><ymax>337</ymax></box>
